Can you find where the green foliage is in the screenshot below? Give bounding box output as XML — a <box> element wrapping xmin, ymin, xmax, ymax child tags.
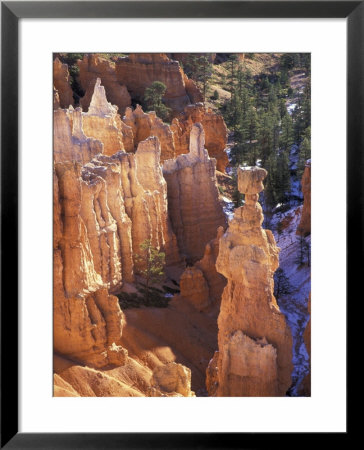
<box><xmin>295</xmin><ymin>235</ymin><xmax>311</xmax><ymax>267</ymax></box>
<box><xmin>218</xmin><ymin>52</ymin><xmax>310</xmax><ymax>214</ymax></box>
<box><xmin>297</xmin><ymin>126</ymin><xmax>311</xmax><ymax>179</ymax></box>
<box><xmin>275</xmin><ymin>149</ymin><xmax>291</xmax><ymax>203</ymax></box>
<box><xmin>144</xmin><ymin>81</ymin><xmax>171</xmax><ymax>122</ymax></box>
<box><xmin>280</xmin><ymin>114</ymin><xmax>294</xmax><ymax>151</ymax></box>
<box><xmin>184</xmin><ymin>54</ymin><xmax>213</xmax><ymax>101</ymax></box>
<box><xmin>263</xmin><ymin>154</ymin><xmax>278</xmax><ymax>213</ymax></box>
<box><xmin>135</xmin><ymin>239</ymin><xmax>166</xmax><ymax>302</ymax></box>
<box><xmin>56</xmin><ymin>53</ymin><xmax>85</xmax><ymax>104</ymax></box>
<box><xmin>274</xmin><ymin>268</ymin><xmax>293</xmax><ymax>301</ymax></box>
<box><xmin>211</xmin><ymin>89</ymin><xmax>220</xmax><ymax>100</ymax></box>
<box><xmin>280</xmin><ymin>54</ymin><xmax>295</xmax><ymax>70</ymax></box>
<box><xmin>59</xmin><ymin>53</ymin><xmax>84</xmax><ymax>65</ymax></box>
<box><xmin>293</xmin><ymin>79</ymin><xmax>311</xmax><ymax>141</ymax></box>
<box><xmin>135</xmin><ymin>239</ymin><xmax>165</xmax><ymax>283</ymax></box>
<box><xmin>231</xmin><ymin>171</ymin><xmax>244</xmax><ymax>208</ymax></box>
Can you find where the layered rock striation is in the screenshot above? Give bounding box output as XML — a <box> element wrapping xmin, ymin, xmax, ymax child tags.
<box><xmin>163</xmin><ymin>123</ymin><xmax>227</xmax><ymax>263</ymax></box>
<box><xmin>207</xmin><ymin>166</ymin><xmax>293</xmax><ymax>396</ymax></box>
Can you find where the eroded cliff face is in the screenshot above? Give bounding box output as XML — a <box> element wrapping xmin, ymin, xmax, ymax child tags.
<box><xmin>55</xmin><ymin>78</ymin><xmax>133</xmax><ymax>163</ymax></box>
<box><xmin>297</xmin><ymin>160</ymin><xmax>311</xmax><ymax>236</ymax></box>
<box><xmin>54</xmin><ymin>128</ymin><xmax>181</xmax><ymax>371</ymax></box>
<box><xmin>81</xmin><ymin>78</ymin><xmax>133</xmax><ymax>155</ymax></box>
<box><xmin>54</xmin><ymin>107</ymin><xmax>103</xmax><ymax>164</ymax></box>
<box><xmin>172</xmin><ymin>104</ymin><xmax>228</xmax><ymax>172</ymax></box>
<box><xmin>76</xmin><ymin>56</ymin><xmax>228</xmax><ymax>170</ymax></box>
<box><xmin>122</xmin><ymin>102</ymin><xmax>229</xmax><ymax>169</ymax></box>
<box><xmin>78</xmin><ymin>53</ymin><xmax>203</xmax><ymax>117</ymax></box>
<box><xmin>163</xmin><ymin>123</ymin><xmax>227</xmax><ymax>263</ymax></box>
<box><xmin>115</xmin><ymin>53</ymin><xmax>193</xmax><ymax>114</ymax></box>
<box><xmin>299</xmin><ymin>294</ymin><xmax>311</xmax><ymax>396</ymax></box>
<box><xmin>178</xmin><ymin>227</ymin><xmax>226</xmax><ymax>311</ymax></box>
<box><xmin>123</xmin><ymin>105</ymin><xmax>176</xmax><ymax>160</ymax></box>
<box><xmin>78</xmin><ymin>54</ymin><xmax>131</xmax><ymax>115</ymax></box>
<box><xmin>53</xmin><ymin>355</ymin><xmax>194</xmax><ymax>397</ymax></box>
<box><xmin>53</xmin><ymin>57</ymin><xmax>74</xmax><ymax>109</ymax></box>
<box><xmin>207</xmin><ymin>166</ymin><xmax>293</xmax><ymax>396</ymax></box>
<box><xmin>53</xmin><ymin>71</ymin><xmax>228</xmax><ymax>397</ymax></box>
<box><xmin>53</xmin><ymin>162</ymin><xmax>127</xmax><ymax>368</ymax></box>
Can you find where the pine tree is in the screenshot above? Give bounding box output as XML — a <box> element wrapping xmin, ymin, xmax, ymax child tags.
<box><xmin>280</xmin><ymin>114</ymin><xmax>294</xmax><ymax>151</ymax></box>
<box><xmin>279</xmin><ymin>98</ymin><xmax>288</xmax><ymax>119</ymax></box>
<box><xmin>227</xmin><ymin>54</ymin><xmax>239</xmax><ymax>93</ymax></box>
<box><xmin>275</xmin><ymin>149</ymin><xmax>291</xmax><ymax>203</ymax></box>
<box><xmin>280</xmin><ymin>53</ymin><xmax>295</xmax><ymax>70</ymax></box>
<box><xmin>135</xmin><ymin>239</ymin><xmax>165</xmax><ymax>302</ymax></box>
<box><xmin>196</xmin><ymin>55</ymin><xmax>212</xmax><ymax>101</ymax></box>
<box><xmin>144</xmin><ymin>81</ymin><xmax>171</xmax><ymax>122</ymax></box>
<box><xmin>263</xmin><ymin>155</ymin><xmax>278</xmax><ymax>226</ymax></box>
<box><xmin>274</xmin><ymin>268</ymin><xmax>292</xmax><ymax>301</ymax></box>
<box><xmin>231</xmin><ymin>171</ymin><xmax>244</xmax><ymax>207</ymax></box>
<box><xmin>258</xmin><ymin>111</ymin><xmax>274</xmax><ymax>164</ymax></box>
<box><xmin>247</xmin><ymin>106</ymin><xmax>259</xmax><ymax>144</ymax></box>
<box><xmin>183</xmin><ymin>54</ymin><xmax>212</xmax><ymax>101</ymax></box>
<box><xmin>297</xmin><ymin>126</ymin><xmax>311</xmax><ymax>179</ymax></box>
<box><xmin>293</xmin><ymin>79</ymin><xmax>311</xmax><ymax>141</ymax></box>
<box><xmin>295</xmin><ymin>235</ymin><xmax>310</xmax><ymax>266</ymax></box>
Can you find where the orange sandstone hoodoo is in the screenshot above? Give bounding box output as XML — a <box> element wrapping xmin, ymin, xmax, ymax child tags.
<box><xmin>207</xmin><ymin>166</ymin><xmax>293</xmax><ymax>397</ymax></box>
<box><xmin>163</xmin><ymin>123</ymin><xmax>227</xmax><ymax>263</ymax></box>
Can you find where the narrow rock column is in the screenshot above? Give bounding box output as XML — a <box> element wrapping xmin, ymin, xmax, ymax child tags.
<box><xmin>163</xmin><ymin>123</ymin><xmax>227</xmax><ymax>263</ymax></box>
<box><xmin>207</xmin><ymin>166</ymin><xmax>293</xmax><ymax>397</ymax></box>
<box><xmin>297</xmin><ymin>160</ymin><xmax>311</xmax><ymax>236</ymax></box>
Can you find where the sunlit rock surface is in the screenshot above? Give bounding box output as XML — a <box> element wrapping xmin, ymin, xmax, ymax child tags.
<box><xmin>53</xmin><ymin>57</ymin><xmax>74</xmax><ymax>109</ymax></box>
<box><xmin>163</xmin><ymin>123</ymin><xmax>227</xmax><ymax>263</ymax></box>
<box><xmin>207</xmin><ymin>166</ymin><xmax>293</xmax><ymax>396</ymax></box>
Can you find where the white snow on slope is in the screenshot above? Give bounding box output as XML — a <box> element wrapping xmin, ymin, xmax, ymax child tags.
<box><xmin>271</xmin><ymin>206</ymin><xmax>311</xmax><ymax>395</ymax></box>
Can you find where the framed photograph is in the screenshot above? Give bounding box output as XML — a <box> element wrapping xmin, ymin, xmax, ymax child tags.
<box><xmin>1</xmin><ymin>1</ymin><xmax>358</xmax><ymax>448</ymax></box>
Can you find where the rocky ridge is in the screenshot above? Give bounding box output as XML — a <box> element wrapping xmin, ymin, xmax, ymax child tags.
<box><xmin>55</xmin><ymin>54</ymin><xmax>228</xmax><ymax>170</ymax></box>
<box><xmin>53</xmin><ymin>79</ymin><xmax>228</xmax><ymax>397</ymax></box>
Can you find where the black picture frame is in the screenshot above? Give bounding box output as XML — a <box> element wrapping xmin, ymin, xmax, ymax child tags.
<box><xmin>1</xmin><ymin>1</ymin><xmax>358</xmax><ymax>448</ymax></box>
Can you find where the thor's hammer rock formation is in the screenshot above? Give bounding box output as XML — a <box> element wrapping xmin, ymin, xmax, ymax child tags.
<box><xmin>207</xmin><ymin>166</ymin><xmax>293</xmax><ymax>396</ymax></box>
